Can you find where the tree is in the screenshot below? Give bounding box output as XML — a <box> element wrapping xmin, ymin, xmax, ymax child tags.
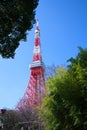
<box><xmin>2</xmin><ymin>110</ymin><xmax>21</xmax><ymax>130</ymax></box>
<box><xmin>0</xmin><ymin>0</ymin><xmax>39</xmax><ymax>58</ymax></box>
<box><xmin>2</xmin><ymin>108</ymin><xmax>40</xmax><ymax>130</ymax></box>
<box><xmin>40</xmin><ymin>47</ymin><xmax>87</xmax><ymax>130</ymax></box>
<box><xmin>44</xmin><ymin>64</ymin><xmax>58</xmax><ymax>80</ymax></box>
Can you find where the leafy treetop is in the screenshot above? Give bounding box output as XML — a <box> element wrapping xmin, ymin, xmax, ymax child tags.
<box><xmin>0</xmin><ymin>0</ymin><xmax>39</xmax><ymax>58</ymax></box>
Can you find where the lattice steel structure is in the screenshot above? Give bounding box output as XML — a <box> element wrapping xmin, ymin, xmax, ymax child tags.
<box><xmin>16</xmin><ymin>20</ymin><xmax>45</xmax><ymax>110</ymax></box>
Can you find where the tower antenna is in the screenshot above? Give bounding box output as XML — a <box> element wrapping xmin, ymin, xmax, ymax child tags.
<box><xmin>36</xmin><ymin>18</ymin><xmax>39</xmax><ymax>26</ymax></box>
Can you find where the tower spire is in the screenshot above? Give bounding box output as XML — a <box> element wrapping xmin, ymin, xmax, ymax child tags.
<box><xmin>31</xmin><ymin>19</ymin><xmax>42</xmax><ymax>65</ymax></box>
<box><xmin>36</xmin><ymin>19</ymin><xmax>39</xmax><ymax>26</ymax></box>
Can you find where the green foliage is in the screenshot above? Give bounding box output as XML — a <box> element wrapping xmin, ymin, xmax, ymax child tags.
<box><xmin>0</xmin><ymin>0</ymin><xmax>39</xmax><ymax>58</ymax></box>
<box><xmin>40</xmin><ymin>47</ymin><xmax>87</xmax><ymax>130</ymax></box>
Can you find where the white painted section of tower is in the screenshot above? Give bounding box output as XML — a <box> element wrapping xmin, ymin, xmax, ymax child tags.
<box><xmin>33</xmin><ymin>46</ymin><xmax>40</xmax><ymax>54</ymax></box>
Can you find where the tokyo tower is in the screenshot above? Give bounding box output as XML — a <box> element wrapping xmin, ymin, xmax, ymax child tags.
<box><xmin>16</xmin><ymin>20</ymin><xmax>45</xmax><ymax>110</ymax></box>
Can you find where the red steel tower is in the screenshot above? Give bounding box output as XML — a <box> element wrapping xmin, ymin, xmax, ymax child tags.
<box><xmin>16</xmin><ymin>20</ymin><xmax>45</xmax><ymax>110</ymax></box>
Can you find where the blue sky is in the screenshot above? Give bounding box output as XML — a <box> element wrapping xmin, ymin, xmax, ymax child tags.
<box><xmin>0</xmin><ymin>0</ymin><xmax>87</xmax><ymax>109</ymax></box>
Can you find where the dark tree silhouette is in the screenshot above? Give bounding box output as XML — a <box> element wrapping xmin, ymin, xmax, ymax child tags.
<box><xmin>0</xmin><ymin>0</ymin><xmax>39</xmax><ymax>58</ymax></box>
